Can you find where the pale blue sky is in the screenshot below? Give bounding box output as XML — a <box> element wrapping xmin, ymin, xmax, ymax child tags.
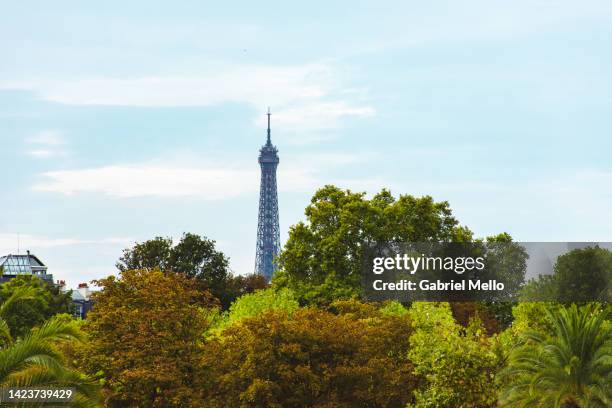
<box><xmin>1</xmin><ymin>1</ymin><xmax>611</xmax><ymax>287</ymax></box>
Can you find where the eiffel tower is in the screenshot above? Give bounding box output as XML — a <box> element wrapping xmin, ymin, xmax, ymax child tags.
<box><xmin>254</xmin><ymin>108</ymin><xmax>280</xmax><ymax>281</ymax></box>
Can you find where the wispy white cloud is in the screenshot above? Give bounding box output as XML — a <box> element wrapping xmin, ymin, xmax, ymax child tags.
<box><xmin>3</xmin><ymin>64</ymin><xmax>375</xmax><ymax>134</ymax></box>
<box><xmin>25</xmin><ymin>130</ymin><xmax>68</xmax><ymax>158</ymax></box>
<box><xmin>27</xmin><ymin>149</ymin><xmax>56</xmax><ymax>158</ymax></box>
<box><xmin>258</xmin><ymin>101</ymin><xmax>375</xmax><ymax>135</ymax></box>
<box><xmin>26</xmin><ymin>130</ymin><xmax>66</xmax><ymax>146</ymax></box>
<box><xmin>31</xmin><ymin>152</ymin><xmax>381</xmax><ymax>199</ymax></box>
<box><xmin>0</xmin><ymin>233</ymin><xmax>131</xmax><ymax>251</ymax></box>
<box><xmin>33</xmin><ymin>166</ymin><xmax>258</xmax><ymax>199</ymax></box>
<box><xmin>10</xmin><ymin>64</ymin><xmax>327</xmax><ymax>107</ymax></box>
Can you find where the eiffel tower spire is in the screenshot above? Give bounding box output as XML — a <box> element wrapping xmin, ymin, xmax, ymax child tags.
<box><xmin>266</xmin><ymin>107</ymin><xmax>271</xmax><ymax>145</ymax></box>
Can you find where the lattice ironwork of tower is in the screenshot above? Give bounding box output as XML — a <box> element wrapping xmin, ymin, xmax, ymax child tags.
<box><xmin>255</xmin><ymin>109</ymin><xmax>280</xmax><ymax>281</ymax></box>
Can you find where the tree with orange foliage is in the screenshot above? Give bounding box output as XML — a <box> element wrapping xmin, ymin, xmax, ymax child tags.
<box><xmin>77</xmin><ymin>269</ymin><xmax>214</xmax><ymax>407</ymax></box>
<box><xmin>201</xmin><ymin>300</ymin><xmax>416</xmax><ymax>407</ymax></box>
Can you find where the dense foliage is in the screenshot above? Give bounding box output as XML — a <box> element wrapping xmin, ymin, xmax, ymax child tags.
<box><xmin>225</xmin><ymin>273</ymin><xmax>269</xmax><ymax>300</ymax></box>
<box><xmin>0</xmin><ymin>285</ymin><xmax>100</xmax><ymax>407</ymax></box>
<box><xmin>521</xmin><ymin>246</ymin><xmax>612</xmax><ymax>302</ymax></box>
<box><xmin>275</xmin><ymin>186</ymin><xmax>473</xmax><ymax>305</ymax></box>
<box><xmin>500</xmin><ymin>304</ymin><xmax>611</xmax><ymax>407</ymax></box>
<box><xmin>408</xmin><ymin>302</ymin><xmax>501</xmax><ymax>408</ymax></box>
<box><xmin>0</xmin><ymin>275</ymin><xmax>73</xmax><ymax>338</ymax></box>
<box><xmin>208</xmin><ymin>287</ymin><xmax>299</xmax><ymax>334</ymax></box>
<box><xmin>201</xmin><ymin>300</ymin><xmax>416</xmax><ymax>407</ymax></box>
<box><xmin>117</xmin><ymin>233</ymin><xmax>243</xmax><ymax>308</ymax></box>
<box><xmin>5</xmin><ymin>185</ymin><xmax>607</xmax><ymax>407</ymax></box>
<box><xmin>77</xmin><ymin>269</ymin><xmax>214</xmax><ymax>407</ymax></box>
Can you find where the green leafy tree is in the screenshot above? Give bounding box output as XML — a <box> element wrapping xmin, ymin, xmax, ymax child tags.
<box><xmin>378</xmin><ymin>300</ymin><xmax>409</xmax><ymax>317</ymax></box>
<box><xmin>506</xmin><ymin>302</ymin><xmax>559</xmax><ymax>337</ymax></box>
<box><xmin>0</xmin><ymin>287</ymin><xmax>100</xmax><ymax>407</ymax></box>
<box><xmin>500</xmin><ymin>304</ymin><xmax>611</xmax><ymax>407</ymax></box>
<box><xmin>116</xmin><ymin>237</ymin><xmax>173</xmax><ymax>271</ymax></box>
<box><xmin>521</xmin><ymin>247</ymin><xmax>612</xmax><ymax>303</ymax></box>
<box><xmin>407</xmin><ymin>302</ymin><xmax>501</xmax><ymax>408</ymax></box>
<box><xmin>209</xmin><ymin>287</ymin><xmax>299</xmax><ymax>334</ymax></box>
<box><xmin>520</xmin><ymin>275</ymin><xmax>559</xmax><ymax>302</ymax></box>
<box><xmin>276</xmin><ymin>185</ymin><xmax>473</xmax><ymax>305</ymax></box>
<box><xmin>555</xmin><ymin>247</ymin><xmax>611</xmax><ymax>302</ymax></box>
<box><xmin>476</xmin><ymin>233</ymin><xmax>528</xmax><ymax>329</ymax></box>
<box><xmin>482</xmin><ymin>233</ymin><xmax>527</xmax><ymax>298</ymax></box>
<box><xmin>223</xmin><ymin>273</ymin><xmax>269</xmax><ymax>305</ymax></box>
<box><xmin>0</xmin><ymin>275</ymin><xmax>73</xmax><ymax>338</ymax></box>
<box><xmin>77</xmin><ymin>269</ymin><xmax>214</xmax><ymax>407</ymax></box>
<box><xmin>116</xmin><ymin>233</ymin><xmax>234</xmax><ymax>307</ymax></box>
<box><xmin>201</xmin><ymin>300</ymin><xmax>416</xmax><ymax>407</ymax></box>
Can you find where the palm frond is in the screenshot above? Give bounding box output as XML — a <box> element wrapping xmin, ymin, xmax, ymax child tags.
<box><xmin>500</xmin><ymin>304</ymin><xmax>612</xmax><ymax>407</ymax></box>
<box><xmin>25</xmin><ymin>317</ymin><xmax>84</xmax><ymax>344</ymax></box>
<box><xmin>0</xmin><ymin>285</ymin><xmax>39</xmax><ymax>319</ymax></box>
<box><xmin>0</xmin><ymin>317</ymin><xmax>12</xmax><ymax>346</ymax></box>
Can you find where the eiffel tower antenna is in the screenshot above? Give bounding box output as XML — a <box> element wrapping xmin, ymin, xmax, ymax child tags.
<box><xmin>266</xmin><ymin>107</ymin><xmax>271</xmax><ymax>144</ymax></box>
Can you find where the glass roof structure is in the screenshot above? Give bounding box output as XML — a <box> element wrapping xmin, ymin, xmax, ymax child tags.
<box><xmin>0</xmin><ymin>253</ymin><xmax>49</xmax><ymax>278</ymax></box>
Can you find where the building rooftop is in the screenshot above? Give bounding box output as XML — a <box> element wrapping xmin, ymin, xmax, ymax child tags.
<box><xmin>0</xmin><ymin>251</ymin><xmax>52</xmax><ymax>281</ymax></box>
<box><xmin>71</xmin><ymin>290</ymin><xmax>86</xmax><ymax>301</ymax></box>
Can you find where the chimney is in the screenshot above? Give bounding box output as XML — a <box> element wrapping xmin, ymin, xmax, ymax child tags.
<box><xmin>57</xmin><ymin>280</ymin><xmax>66</xmax><ymax>291</ymax></box>
<box><xmin>77</xmin><ymin>283</ymin><xmax>91</xmax><ymax>300</ymax></box>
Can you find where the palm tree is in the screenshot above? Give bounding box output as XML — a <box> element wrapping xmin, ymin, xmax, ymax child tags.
<box><xmin>0</xmin><ymin>286</ymin><xmax>100</xmax><ymax>407</ymax></box>
<box><xmin>501</xmin><ymin>304</ymin><xmax>611</xmax><ymax>407</ymax></box>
